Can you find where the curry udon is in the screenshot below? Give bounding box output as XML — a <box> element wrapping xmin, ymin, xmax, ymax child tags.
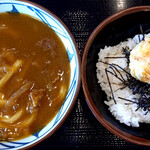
<box><xmin>0</xmin><ymin>13</ymin><xmax>70</xmax><ymax>141</ymax></box>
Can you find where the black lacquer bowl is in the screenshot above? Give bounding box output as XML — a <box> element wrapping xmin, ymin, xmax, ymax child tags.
<box><xmin>82</xmin><ymin>6</ymin><xmax>150</xmax><ymax>146</ymax></box>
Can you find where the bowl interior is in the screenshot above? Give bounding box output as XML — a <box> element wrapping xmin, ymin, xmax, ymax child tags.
<box><xmin>84</xmin><ymin>9</ymin><xmax>150</xmax><ymax>145</ymax></box>
<box><xmin>0</xmin><ymin>0</ymin><xmax>80</xmax><ymax>149</ymax></box>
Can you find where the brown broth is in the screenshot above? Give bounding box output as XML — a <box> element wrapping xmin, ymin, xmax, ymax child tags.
<box><xmin>0</xmin><ymin>13</ymin><xmax>70</xmax><ymax>141</ymax></box>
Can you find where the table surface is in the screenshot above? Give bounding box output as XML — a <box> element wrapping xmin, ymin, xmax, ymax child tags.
<box><xmin>29</xmin><ymin>0</ymin><xmax>150</xmax><ymax>149</ymax></box>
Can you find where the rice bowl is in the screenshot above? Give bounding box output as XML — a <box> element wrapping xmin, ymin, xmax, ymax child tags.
<box><xmin>82</xmin><ymin>6</ymin><xmax>150</xmax><ymax>146</ymax></box>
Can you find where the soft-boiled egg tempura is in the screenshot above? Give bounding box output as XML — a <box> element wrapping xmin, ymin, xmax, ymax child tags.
<box><xmin>129</xmin><ymin>36</ymin><xmax>150</xmax><ymax>84</ymax></box>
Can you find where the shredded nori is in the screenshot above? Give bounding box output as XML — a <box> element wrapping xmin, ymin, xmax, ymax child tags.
<box><xmin>102</xmin><ymin>45</ymin><xmax>150</xmax><ymax>115</ymax></box>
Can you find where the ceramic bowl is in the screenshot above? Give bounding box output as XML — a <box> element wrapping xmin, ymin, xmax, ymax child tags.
<box><xmin>0</xmin><ymin>0</ymin><xmax>81</xmax><ymax>149</ymax></box>
<box><xmin>82</xmin><ymin>6</ymin><xmax>150</xmax><ymax>146</ymax></box>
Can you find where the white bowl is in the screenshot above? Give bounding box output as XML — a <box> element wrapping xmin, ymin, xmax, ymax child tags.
<box><xmin>0</xmin><ymin>0</ymin><xmax>81</xmax><ymax>149</ymax></box>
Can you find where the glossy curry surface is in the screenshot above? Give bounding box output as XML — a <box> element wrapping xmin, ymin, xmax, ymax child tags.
<box><xmin>0</xmin><ymin>13</ymin><xmax>70</xmax><ymax>141</ymax></box>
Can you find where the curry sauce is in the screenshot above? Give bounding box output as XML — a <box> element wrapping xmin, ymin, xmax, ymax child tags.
<box><xmin>0</xmin><ymin>13</ymin><xmax>70</xmax><ymax>141</ymax></box>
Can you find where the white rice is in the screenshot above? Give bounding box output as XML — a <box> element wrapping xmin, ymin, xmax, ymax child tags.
<box><xmin>96</xmin><ymin>34</ymin><xmax>150</xmax><ymax>127</ymax></box>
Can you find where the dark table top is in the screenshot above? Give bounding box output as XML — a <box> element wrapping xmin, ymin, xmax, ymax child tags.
<box><xmin>29</xmin><ymin>0</ymin><xmax>150</xmax><ymax>149</ymax></box>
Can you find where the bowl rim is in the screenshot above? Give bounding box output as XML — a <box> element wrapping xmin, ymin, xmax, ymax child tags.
<box><xmin>0</xmin><ymin>0</ymin><xmax>81</xmax><ymax>149</ymax></box>
<box><xmin>82</xmin><ymin>5</ymin><xmax>150</xmax><ymax>146</ymax></box>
